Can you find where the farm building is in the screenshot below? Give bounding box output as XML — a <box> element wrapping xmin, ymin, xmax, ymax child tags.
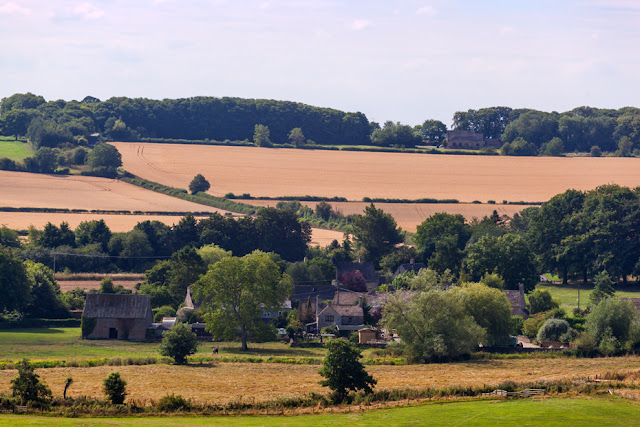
<box><xmin>358</xmin><ymin>328</ymin><xmax>378</xmax><ymax>344</ymax></box>
<box><xmin>82</xmin><ymin>293</ymin><xmax>153</xmax><ymax>340</ymax></box>
<box><xmin>446</xmin><ymin>130</ymin><xmax>503</xmax><ymax>150</ymax></box>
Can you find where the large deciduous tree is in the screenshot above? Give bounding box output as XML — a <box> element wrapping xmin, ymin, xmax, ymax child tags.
<box><xmin>194</xmin><ymin>251</ymin><xmax>293</xmax><ymax>351</ymax></box>
<box><xmin>465</xmin><ymin>233</ymin><xmax>538</xmax><ymax>292</ymax></box>
<box><xmin>370</xmin><ymin>121</ymin><xmax>422</xmax><ymax>148</ymax></box>
<box><xmin>382</xmin><ymin>289</ymin><xmax>485</xmax><ymax>361</ymax></box>
<box><xmin>87</xmin><ymin>142</ymin><xmax>122</xmax><ymax>169</ymax></box>
<box><xmin>414</xmin><ymin>213</ymin><xmax>470</xmax><ymax>274</ymax></box>
<box><xmin>0</xmin><ymin>247</ymin><xmax>31</xmax><ymax>312</ymax></box>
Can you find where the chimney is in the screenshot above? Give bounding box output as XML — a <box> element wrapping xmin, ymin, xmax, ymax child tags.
<box><xmin>518</xmin><ymin>283</ymin><xmax>524</xmax><ymax>295</ymax></box>
<box><xmin>410</xmin><ymin>258</ymin><xmax>415</xmax><ymax>265</ymax></box>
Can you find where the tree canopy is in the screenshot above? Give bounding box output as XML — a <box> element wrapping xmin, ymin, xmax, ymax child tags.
<box><xmin>194</xmin><ymin>251</ymin><xmax>293</xmax><ymax>350</ymax></box>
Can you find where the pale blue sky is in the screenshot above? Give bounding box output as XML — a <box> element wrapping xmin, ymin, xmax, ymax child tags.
<box><xmin>1</xmin><ymin>0</ymin><xmax>638</xmax><ymax>126</ymax></box>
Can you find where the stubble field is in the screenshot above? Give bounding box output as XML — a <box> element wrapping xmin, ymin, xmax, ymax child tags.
<box><xmin>1</xmin><ymin>357</ymin><xmax>640</xmax><ymax>404</ymax></box>
<box><xmin>113</xmin><ymin>142</ymin><xmax>640</xmax><ymax>203</ymax></box>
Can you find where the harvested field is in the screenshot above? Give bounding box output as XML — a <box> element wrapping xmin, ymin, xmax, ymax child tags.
<box><xmin>0</xmin><ymin>171</ymin><xmax>229</xmax><ymax>213</ymax></box>
<box><xmin>249</xmin><ymin>201</ymin><xmax>532</xmax><ymax>232</ymax></box>
<box><xmin>57</xmin><ymin>279</ymin><xmax>141</xmax><ymax>292</ymax></box>
<box><xmin>113</xmin><ymin>142</ymin><xmax>640</xmax><ymax>203</ymax></box>
<box><xmin>1</xmin><ymin>357</ymin><xmax>639</xmax><ymax>404</ymax></box>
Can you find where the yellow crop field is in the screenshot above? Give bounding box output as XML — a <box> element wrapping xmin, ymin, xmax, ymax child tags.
<box><xmin>113</xmin><ymin>142</ymin><xmax>640</xmax><ymax>203</ymax></box>
<box><xmin>0</xmin><ymin>357</ymin><xmax>638</xmax><ymax>404</ymax></box>
<box><xmin>250</xmin><ymin>201</ymin><xmax>532</xmax><ymax>232</ymax></box>
<box><xmin>0</xmin><ymin>171</ymin><xmax>227</xmax><ymax>213</ymax></box>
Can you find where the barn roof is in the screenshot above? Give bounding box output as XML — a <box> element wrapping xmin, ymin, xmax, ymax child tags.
<box><xmin>83</xmin><ymin>294</ymin><xmax>152</xmax><ymax>319</ymax></box>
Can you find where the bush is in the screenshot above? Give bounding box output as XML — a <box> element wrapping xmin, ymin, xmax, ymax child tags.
<box><xmin>103</xmin><ymin>372</ymin><xmax>127</xmax><ymax>404</ymax></box>
<box><xmin>528</xmin><ymin>289</ymin><xmax>559</xmax><ymax>314</ymax></box>
<box><xmin>585</xmin><ymin>298</ymin><xmax>636</xmax><ymax>346</ymax></box>
<box><xmin>156</xmin><ymin>394</ymin><xmax>191</xmax><ymax>412</ymax></box>
<box><xmin>510</xmin><ymin>315</ymin><xmax>524</xmax><ymax>335</ymax></box>
<box><xmin>188</xmin><ymin>174</ymin><xmax>211</xmax><ymax>195</ymax></box>
<box><xmin>153</xmin><ymin>306</ymin><xmax>176</xmax><ymax>323</ymax></box>
<box><xmin>158</xmin><ymin>322</ymin><xmax>199</xmax><ymax>364</ymax></box>
<box><xmin>10</xmin><ymin>359</ymin><xmax>52</xmax><ymax>405</ymax></box>
<box><xmin>537</xmin><ymin>318</ymin><xmax>570</xmax><ymax>342</ymax></box>
<box><xmin>590</xmin><ymin>145</ymin><xmax>602</xmax><ymax>157</ymax></box>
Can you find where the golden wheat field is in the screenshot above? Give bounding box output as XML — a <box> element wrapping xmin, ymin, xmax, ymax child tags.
<box><xmin>249</xmin><ymin>201</ymin><xmax>532</xmax><ymax>232</ymax></box>
<box><xmin>1</xmin><ymin>358</ymin><xmax>639</xmax><ymax>404</ymax></box>
<box><xmin>113</xmin><ymin>142</ymin><xmax>640</xmax><ymax>203</ymax></box>
<box><xmin>0</xmin><ymin>171</ymin><xmax>226</xmax><ymax>213</ymax></box>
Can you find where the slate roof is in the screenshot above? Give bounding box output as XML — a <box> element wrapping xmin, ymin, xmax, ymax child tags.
<box><xmin>393</xmin><ymin>262</ymin><xmax>427</xmax><ymax>278</ymax></box>
<box><xmin>83</xmin><ymin>294</ymin><xmax>152</xmax><ymax>319</ymax></box>
<box><xmin>333</xmin><ymin>304</ymin><xmax>364</xmax><ymax>317</ymax></box>
<box><xmin>504</xmin><ymin>290</ymin><xmax>526</xmax><ymax>309</ymax></box>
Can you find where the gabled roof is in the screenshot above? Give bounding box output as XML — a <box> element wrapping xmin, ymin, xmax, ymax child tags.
<box><xmin>504</xmin><ymin>290</ymin><xmax>526</xmax><ymax>309</ymax></box>
<box><xmin>393</xmin><ymin>262</ymin><xmax>427</xmax><ymax>278</ymax></box>
<box><xmin>333</xmin><ymin>291</ymin><xmax>366</xmax><ymax>306</ymax></box>
<box><xmin>335</xmin><ymin>262</ymin><xmax>378</xmax><ymax>282</ymax></box>
<box><xmin>333</xmin><ymin>304</ymin><xmax>364</xmax><ymax>317</ymax></box>
<box><xmin>83</xmin><ymin>294</ymin><xmax>152</xmax><ymax>319</ymax></box>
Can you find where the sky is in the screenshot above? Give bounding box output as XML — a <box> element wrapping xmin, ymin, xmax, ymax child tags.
<box><xmin>1</xmin><ymin>0</ymin><xmax>639</xmax><ymax>126</ymax></box>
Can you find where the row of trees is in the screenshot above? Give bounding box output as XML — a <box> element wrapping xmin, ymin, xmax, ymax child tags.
<box><xmin>408</xmin><ymin>184</ymin><xmax>640</xmax><ymax>290</ymax></box>
<box><xmin>0</xmin><ymin>93</ymin><xmax>372</xmax><ymax>146</ymax></box>
<box><xmin>454</xmin><ymin>106</ymin><xmax>640</xmax><ymax>154</ymax></box>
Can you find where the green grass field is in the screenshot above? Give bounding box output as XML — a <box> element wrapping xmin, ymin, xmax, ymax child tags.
<box><xmin>0</xmin><ymin>137</ymin><xmax>32</xmax><ymax>161</ymax></box>
<box><xmin>0</xmin><ymin>328</ymin><xmax>329</xmax><ymax>362</ymax></box>
<box><xmin>537</xmin><ymin>283</ymin><xmax>640</xmax><ymax>312</ymax></box>
<box><xmin>0</xmin><ymin>396</ymin><xmax>638</xmax><ymax>426</ymax></box>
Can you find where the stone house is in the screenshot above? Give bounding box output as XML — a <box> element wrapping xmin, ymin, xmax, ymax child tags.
<box><xmin>82</xmin><ymin>294</ymin><xmax>153</xmax><ymax>340</ymax></box>
<box><xmin>446</xmin><ymin>130</ymin><xmax>502</xmax><ymax>150</ymax></box>
<box><xmin>392</xmin><ymin>259</ymin><xmax>427</xmax><ymax>278</ymax></box>
<box><xmin>316</xmin><ymin>301</ymin><xmax>364</xmax><ymax>332</ymax></box>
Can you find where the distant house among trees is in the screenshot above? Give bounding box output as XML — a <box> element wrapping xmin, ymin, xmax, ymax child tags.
<box><xmin>504</xmin><ymin>284</ymin><xmax>529</xmax><ymax>319</ymax></box>
<box><xmin>392</xmin><ymin>259</ymin><xmax>427</xmax><ymax>278</ymax></box>
<box><xmin>446</xmin><ymin>130</ymin><xmax>502</xmax><ymax>149</ymax></box>
<box><xmin>82</xmin><ymin>294</ymin><xmax>153</xmax><ymax>340</ymax></box>
<box><xmin>334</xmin><ymin>261</ymin><xmax>380</xmax><ymax>292</ymax></box>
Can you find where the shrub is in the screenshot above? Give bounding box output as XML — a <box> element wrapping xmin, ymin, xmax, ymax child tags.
<box><xmin>590</xmin><ymin>145</ymin><xmax>602</xmax><ymax>157</ymax></box>
<box><xmin>156</xmin><ymin>394</ymin><xmax>191</xmax><ymax>412</ymax></box>
<box><xmin>528</xmin><ymin>289</ymin><xmax>559</xmax><ymax>314</ymax></box>
<box><xmin>159</xmin><ymin>322</ymin><xmax>199</xmax><ymax>364</ymax></box>
<box><xmin>153</xmin><ymin>305</ymin><xmax>176</xmax><ymax>323</ymax></box>
<box><xmin>585</xmin><ymin>298</ymin><xmax>636</xmax><ymax>346</ymax></box>
<box><xmin>103</xmin><ymin>372</ymin><xmax>127</xmax><ymax>404</ymax></box>
<box><xmin>10</xmin><ymin>359</ymin><xmax>52</xmax><ymax>405</ymax></box>
<box><xmin>537</xmin><ymin>318</ymin><xmax>570</xmax><ymax>342</ymax></box>
<box><xmin>510</xmin><ymin>315</ymin><xmax>524</xmax><ymax>335</ymax></box>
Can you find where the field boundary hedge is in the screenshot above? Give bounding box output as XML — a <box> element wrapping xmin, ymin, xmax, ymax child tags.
<box><xmin>120</xmin><ymin>175</ymin><xmax>257</xmax><ymax>215</ymax></box>
<box><xmin>0</xmin><ymin>206</ymin><xmax>215</xmax><ymax>216</ymax></box>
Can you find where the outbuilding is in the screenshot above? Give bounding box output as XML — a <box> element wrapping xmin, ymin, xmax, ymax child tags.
<box><xmin>82</xmin><ymin>294</ymin><xmax>153</xmax><ymax>341</ymax></box>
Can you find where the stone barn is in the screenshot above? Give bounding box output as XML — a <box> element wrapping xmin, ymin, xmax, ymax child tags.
<box><xmin>82</xmin><ymin>294</ymin><xmax>153</xmax><ymax>341</ymax></box>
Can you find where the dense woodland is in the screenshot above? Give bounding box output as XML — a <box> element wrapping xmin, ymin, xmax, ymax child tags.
<box><xmin>1</xmin><ymin>93</ymin><xmax>639</xmax><ymax>155</ymax></box>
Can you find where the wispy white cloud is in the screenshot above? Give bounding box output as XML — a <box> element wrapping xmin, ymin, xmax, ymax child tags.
<box><xmin>0</xmin><ymin>2</ymin><xmax>30</xmax><ymax>15</ymax></box>
<box><xmin>73</xmin><ymin>3</ymin><xmax>104</xmax><ymax>20</ymax></box>
<box><xmin>351</xmin><ymin>19</ymin><xmax>371</xmax><ymax>31</ymax></box>
<box><xmin>416</xmin><ymin>5</ymin><xmax>436</xmax><ymax>17</ymax></box>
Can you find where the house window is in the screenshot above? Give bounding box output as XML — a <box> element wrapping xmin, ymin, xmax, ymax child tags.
<box><xmin>348</xmin><ymin>317</ymin><xmax>353</xmax><ymax>324</ymax></box>
<box><xmin>264</xmin><ymin>312</ymin><xmax>271</xmax><ymax>317</ymax></box>
<box><xmin>325</xmin><ymin>315</ymin><xmax>334</xmax><ymax>322</ymax></box>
